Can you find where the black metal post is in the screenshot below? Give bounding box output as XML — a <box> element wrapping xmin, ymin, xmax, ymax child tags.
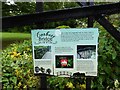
<box><xmin>35</xmin><ymin>0</ymin><xmax>47</xmax><ymax>90</ymax></box>
<box><xmin>86</xmin><ymin>1</ymin><xmax>94</xmax><ymax>90</ymax></box>
<box><xmin>0</xmin><ymin>82</ymin><xmax>2</xmax><ymax>90</ymax></box>
<box><xmin>78</xmin><ymin>1</ymin><xmax>94</xmax><ymax>90</ymax></box>
<box><xmin>40</xmin><ymin>74</ymin><xmax>47</xmax><ymax>89</ymax></box>
<box><xmin>36</xmin><ymin>0</ymin><xmax>44</xmax><ymax>29</ymax></box>
<box><xmin>86</xmin><ymin>77</ymin><xmax>91</xmax><ymax>90</ymax></box>
<box><xmin>87</xmin><ymin>1</ymin><xmax>94</xmax><ymax>27</ymax></box>
<box><xmin>36</xmin><ymin>0</ymin><xmax>44</xmax><ymax>13</ymax></box>
<box><xmin>77</xmin><ymin>1</ymin><xmax>94</xmax><ymax>90</ymax></box>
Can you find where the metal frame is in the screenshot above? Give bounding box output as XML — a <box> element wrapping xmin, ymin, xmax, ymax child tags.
<box><xmin>2</xmin><ymin>2</ymin><xmax>120</xmax><ymax>42</ymax></box>
<box><xmin>2</xmin><ymin>2</ymin><xmax>120</xmax><ymax>29</ymax></box>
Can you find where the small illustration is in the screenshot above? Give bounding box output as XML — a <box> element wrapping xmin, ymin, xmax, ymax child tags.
<box><xmin>56</xmin><ymin>71</ymin><xmax>72</xmax><ymax>76</ymax></box>
<box><xmin>34</xmin><ymin>46</ymin><xmax>51</xmax><ymax>59</ymax></box>
<box><xmin>77</xmin><ymin>45</ymin><xmax>96</xmax><ymax>59</ymax></box>
<box><xmin>55</xmin><ymin>55</ymin><xmax>73</xmax><ymax>68</ymax></box>
<box><xmin>35</xmin><ymin>66</ymin><xmax>51</xmax><ymax>74</ymax></box>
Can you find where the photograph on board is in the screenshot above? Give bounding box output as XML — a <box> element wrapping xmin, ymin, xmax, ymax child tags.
<box><xmin>55</xmin><ymin>55</ymin><xmax>73</xmax><ymax>68</ymax></box>
<box><xmin>34</xmin><ymin>46</ymin><xmax>51</xmax><ymax>59</ymax></box>
<box><xmin>77</xmin><ymin>45</ymin><xmax>96</xmax><ymax>59</ymax></box>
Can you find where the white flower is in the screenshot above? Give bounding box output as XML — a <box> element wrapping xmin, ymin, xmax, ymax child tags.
<box><xmin>23</xmin><ymin>51</ymin><xmax>28</xmax><ymax>59</ymax></box>
<box><xmin>114</xmin><ymin>79</ymin><xmax>119</xmax><ymax>88</ymax></box>
<box><xmin>6</xmin><ymin>0</ymin><xmax>16</xmax><ymax>5</ymax></box>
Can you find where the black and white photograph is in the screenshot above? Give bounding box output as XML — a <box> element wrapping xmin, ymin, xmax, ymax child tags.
<box><xmin>77</xmin><ymin>45</ymin><xmax>96</xmax><ymax>59</ymax></box>
<box><xmin>34</xmin><ymin>46</ymin><xmax>51</xmax><ymax>59</ymax></box>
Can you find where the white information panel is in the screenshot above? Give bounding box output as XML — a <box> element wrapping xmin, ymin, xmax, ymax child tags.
<box><xmin>31</xmin><ymin>28</ymin><xmax>99</xmax><ymax>77</ymax></box>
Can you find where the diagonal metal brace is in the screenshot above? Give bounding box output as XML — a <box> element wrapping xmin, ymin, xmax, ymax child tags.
<box><xmin>77</xmin><ymin>1</ymin><xmax>120</xmax><ymax>43</ymax></box>
<box><xmin>94</xmin><ymin>15</ymin><xmax>120</xmax><ymax>43</ymax></box>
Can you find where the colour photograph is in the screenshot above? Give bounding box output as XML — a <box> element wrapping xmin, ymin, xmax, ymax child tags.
<box><xmin>55</xmin><ymin>55</ymin><xmax>73</xmax><ymax>68</ymax></box>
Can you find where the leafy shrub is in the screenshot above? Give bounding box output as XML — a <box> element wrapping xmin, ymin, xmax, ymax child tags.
<box><xmin>91</xmin><ymin>24</ymin><xmax>120</xmax><ymax>89</ymax></box>
<box><xmin>47</xmin><ymin>76</ymin><xmax>86</xmax><ymax>90</ymax></box>
<box><xmin>56</xmin><ymin>25</ymin><xmax>70</xmax><ymax>29</ymax></box>
<box><xmin>1</xmin><ymin>40</ymin><xmax>40</xmax><ymax>89</ymax></box>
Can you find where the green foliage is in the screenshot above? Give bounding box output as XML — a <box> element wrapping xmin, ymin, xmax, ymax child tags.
<box><xmin>2</xmin><ymin>2</ymin><xmax>35</xmax><ymax>16</ymax></box>
<box><xmin>56</xmin><ymin>25</ymin><xmax>70</xmax><ymax>29</ymax></box>
<box><xmin>1</xmin><ymin>40</ymin><xmax>40</xmax><ymax>89</ymax></box>
<box><xmin>91</xmin><ymin>22</ymin><xmax>120</xmax><ymax>89</ymax></box>
<box><xmin>47</xmin><ymin>76</ymin><xmax>86</xmax><ymax>89</ymax></box>
<box><xmin>44</xmin><ymin>2</ymin><xmax>64</xmax><ymax>11</ymax></box>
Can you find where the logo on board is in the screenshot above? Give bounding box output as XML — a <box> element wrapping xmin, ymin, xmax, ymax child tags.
<box><xmin>35</xmin><ymin>31</ymin><xmax>57</xmax><ymax>44</ymax></box>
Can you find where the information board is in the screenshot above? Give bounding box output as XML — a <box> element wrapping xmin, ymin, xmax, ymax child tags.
<box><xmin>31</xmin><ymin>28</ymin><xmax>99</xmax><ymax>77</ymax></box>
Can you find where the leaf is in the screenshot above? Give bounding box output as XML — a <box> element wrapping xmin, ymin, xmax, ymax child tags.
<box><xmin>10</xmin><ymin>77</ymin><xmax>17</xmax><ymax>85</ymax></box>
<box><xmin>3</xmin><ymin>73</ymin><xmax>12</xmax><ymax>78</ymax></box>
<box><xmin>2</xmin><ymin>78</ymin><xmax>9</xmax><ymax>84</ymax></box>
<box><xmin>112</xmin><ymin>50</ymin><xmax>117</xmax><ymax>60</ymax></box>
<box><xmin>104</xmin><ymin>64</ymin><xmax>111</xmax><ymax>74</ymax></box>
<box><xmin>7</xmin><ymin>85</ymin><xmax>13</xmax><ymax>90</ymax></box>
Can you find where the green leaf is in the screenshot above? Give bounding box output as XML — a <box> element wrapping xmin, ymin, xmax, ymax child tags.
<box><xmin>3</xmin><ymin>73</ymin><xmax>12</xmax><ymax>78</ymax></box>
<box><xmin>2</xmin><ymin>78</ymin><xmax>9</xmax><ymax>84</ymax></box>
<box><xmin>104</xmin><ymin>65</ymin><xmax>111</xmax><ymax>74</ymax></box>
<box><xmin>7</xmin><ymin>85</ymin><xmax>13</xmax><ymax>90</ymax></box>
<box><xmin>112</xmin><ymin>50</ymin><xmax>117</xmax><ymax>60</ymax></box>
<box><xmin>10</xmin><ymin>77</ymin><xmax>17</xmax><ymax>85</ymax></box>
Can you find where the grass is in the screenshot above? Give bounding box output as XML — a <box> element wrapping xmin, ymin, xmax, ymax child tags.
<box><xmin>0</xmin><ymin>32</ymin><xmax>31</xmax><ymax>49</ymax></box>
<box><xmin>1</xmin><ymin>32</ymin><xmax>31</xmax><ymax>40</ymax></box>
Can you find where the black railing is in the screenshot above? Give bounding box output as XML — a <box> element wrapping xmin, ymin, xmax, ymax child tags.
<box><xmin>2</xmin><ymin>2</ymin><xmax>120</xmax><ymax>29</ymax></box>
